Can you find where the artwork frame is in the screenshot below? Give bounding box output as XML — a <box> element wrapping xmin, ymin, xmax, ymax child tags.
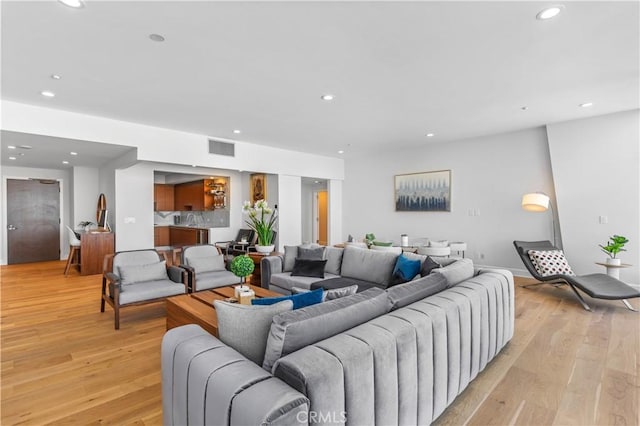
<box><xmin>394</xmin><ymin>170</ymin><xmax>451</xmax><ymax>212</ymax></box>
<box><xmin>250</xmin><ymin>173</ymin><xmax>267</xmax><ymax>204</ymax></box>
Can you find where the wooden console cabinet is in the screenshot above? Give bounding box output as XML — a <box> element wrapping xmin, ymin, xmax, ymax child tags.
<box><xmin>80</xmin><ymin>232</ymin><xmax>115</xmax><ymax>275</ymax></box>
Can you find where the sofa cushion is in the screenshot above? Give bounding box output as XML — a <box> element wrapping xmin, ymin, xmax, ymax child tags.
<box><xmin>420</xmin><ymin>256</ymin><xmax>441</xmax><ymax>276</ymax></box>
<box><xmin>292</xmin><ymin>284</ymin><xmax>358</xmax><ymax>301</ymax></box>
<box><xmin>193</xmin><ymin>270</ymin><xmax>238</xmax><ymax>291</ymax></box>
<box><xmin>252</xmin><ymin>288</ymin><xmax>324</xmax><ymax>310</ymax></box>
<box><xmin>298</xmin><ymin>246</ymin><xmax>325</xmax><ymax>260</ymax></box>
<box><xmin>324</xmin><ymin>247</ymin><xmax>344</xmax><ymax>275</ymax></box>
<box><xmin>186</xmin><ymin>254</ymin><xmax>226</xmax><ymax>274</ymax></box>
<box><xmin>214</xmin><ymin>300</ymin><xmax>293</xmax><ymax>365</ymax></box>
<box><xmin>270</xmin><ymin>272</ymin><xmax>340</xmax><ymax>293</ymax></box>
<box><xmin>340</xmin><ymin>246</ymin><xmax>399</xmax><ymax>288</ymax></box>
<box><xmin>283</xmin><ymin>246</ymin><xmax>298</xmax><ymax>272</ymax></box>
<box><xmin>118</xmin><ymin>279</ymin><xmax>184</xmax><ymax>304</ymax></box>
<box><xmin>432</xmin><ymin>258</ymin><xmax>475</xmax><ymax>287</ymax></box>
<box><xmin>291</xmin><ymin>259</ymin><xmax>327</xmax><ymax>278</ymax></box>
<box><xmin>118</xmin><ymin>260</ymin><xmax>167</xmax><ymax>286</ymax></box>
<box><xmin>311</xmin><ymin>277</ymin><xmax>379</xmax><ymax>293</ymax></box>
<box><xmin>386</xmin><ymin>273</ymin><xmax>449</xmax><ymax>309</ymax></box>
<box><xmin>262</xmin><ymin>287</ymin><xmax>390</xmax><ymax>372</ymax></box>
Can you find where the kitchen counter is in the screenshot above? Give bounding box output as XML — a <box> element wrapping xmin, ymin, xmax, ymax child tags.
<box><xmin>154</xmin><ymin>224</ymin><xmax>212</xmax><ymax>231</ymax></box>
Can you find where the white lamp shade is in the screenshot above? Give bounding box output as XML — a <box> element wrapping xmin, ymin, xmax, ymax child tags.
<box><xmin>522</xmin><ymin>193</ymin><xmax>549</xmax><ymax>212</ymax></box>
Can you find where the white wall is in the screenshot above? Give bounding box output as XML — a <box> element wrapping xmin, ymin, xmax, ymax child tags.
<box><xmin>301</xmin><ymin>181</ymin><xmax>315</xmax><ymax>244</ymax></box>
<box><xmin>277</xmin><ymin>175</ymin><xmax>302</xmax><ymax>249</ymax></box>
<box><xmin>72</xmin><ymin>166</ymin><xmax>99</xmax><ymax>225</ymax></box>
<box><xmin>328</xmin><ymin>179</ymin><xmax>343</xmax><ymax>246</ymax></box>
<box><xmin>2</xmin><ymin>101</ymin><xmax>344</xmax><ymax>180</ymax></box>
<box><xmin>1</xmin><ymin>166</ymin><xmax>71</xmax><ymax>263</ymax></box>
<box><xmin>343</xmin><ymin>127</ymin><xmax>555</xmax><ymax>273</ymax></box>
<box><xmin>547</xmin><ymin>110</ymin><xmax>639</xmax><ymax>284</ymax></box>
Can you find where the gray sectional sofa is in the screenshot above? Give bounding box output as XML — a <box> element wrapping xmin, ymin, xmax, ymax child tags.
<box><xmin>261</xmin><ymin>245</ymin><xmax>448</xmax><ymax>294</ymax></box>
<box><xmin>162</xmin><ymin>260</ymin><xmax>514</xmax><ymax>425</ymax></box>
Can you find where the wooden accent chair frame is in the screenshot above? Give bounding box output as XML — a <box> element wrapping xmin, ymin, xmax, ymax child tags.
<box><xmin>179</xmin><ymin>244</ymin><xmax>238</xmax><ymax>292</ymax></box>
<box><xmin>101</xmin><ymin>249</ymin><xmax>188</xmax><ymax>329</ymax></box>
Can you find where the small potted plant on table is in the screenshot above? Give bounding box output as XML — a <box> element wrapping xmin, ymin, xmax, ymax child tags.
<box><xmin>599</xmin><ymin>234</ymin><xmax>629</xmax><ymax>265</ymax></box>
<box><xmin>230</xmin><ymin>254</ymin><xmax>255</xmax><ymax>284</ymax></box>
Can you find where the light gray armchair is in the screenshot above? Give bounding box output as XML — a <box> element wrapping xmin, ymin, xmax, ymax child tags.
<box><xmin>101</xmin><ymin>249</ymin><xmax>188</xmax><ymax>329</ymax></box>
<box><xmin>180</xmin><ymin>244</ymin><xmax>238</xmax><ymax>292</ymax></box>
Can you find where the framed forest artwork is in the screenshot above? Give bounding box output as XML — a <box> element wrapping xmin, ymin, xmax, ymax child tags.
<box><xmin>250</xmin><ymin>173</ymin><xmax>266</xmax><ymax>204</ymax></box>
<box><xmin>395</xmin><ymin>170</ymin><xmax>451</xmax><ymax>212</ymax></box>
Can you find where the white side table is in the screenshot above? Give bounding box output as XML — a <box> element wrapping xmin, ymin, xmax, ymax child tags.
<box><xmin>595</xmin><ymin>262</ymin><xmax>632</xmax><ymax>280</ymax></box>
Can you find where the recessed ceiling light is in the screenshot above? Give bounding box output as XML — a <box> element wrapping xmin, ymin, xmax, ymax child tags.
<box><xmin>8</xmin><ymin>145</ymin><xmax>16</xmax><ymax>149</ymax></box>
<box><xmin>233</xmin><ymin>129</ymin><xmax>241</xmax><ymax>134</ymax></box>
<box><xmin>19</xmin><ymin>145</ymin><xmax>32</xmax><ymax>149</ymax></box>
<box><xmin>579</xmin><ymin>102</ymin><xmax>593</xmax><ymax>108</ymax></box>
<box><xmin>51</xmin><ymin>74</ymin><xmax>61</xmax><ymax>80</ymax></box>
<box><xmin>70</xmin><ymin>151</ymin><xmax>78</xmax><ymax>155</ymax></box>
<box><xmin>536</xmin><ymin>6</ymin><xmax>563</xmax><ymax>20</ymax></box>
<box><xmin>314</xmin><ymin>180</ymin><xmax>320</xmax><ymax>184</ymax></box>
<box><xmin>338</xmin><ymin>150</ymin><xmax>344</xmax><ymax>154</ymax></box>
<box><xmin>9</xmin><ymin>156</ymin><xmax>16</xmax><ymax>160</ymax></box>
<box><xmin>58</xmin><ymin>0</ymin><xmax>83</xmax><ymax>8</ymax></box>
<box><xmin>62</xmin><ymin>161</ymin><xmax>69</xmax><ymax>164</ymax></box>
<box><xmin>426</xmin><ymin>133</ymin><xmax>435</xmax><ymax>137</ymax></box>
<box><xmin>149</xmin><ymin>34</ymin><xmax>165</xmax><ymax>42</ymax></box>
<box><xmin>41</xmin><ymin>90</ymin><xmax>55</xmax><ymax>98</ymax></box>
<box><xmin>321</xmin><ymin>94</ymin><xmax>335</xmax><ymax>101</ymax></box>
<box><xmin>192</xmin><ymin>165</ymin><xmax>197</xmax><ymax>168</ymax></box>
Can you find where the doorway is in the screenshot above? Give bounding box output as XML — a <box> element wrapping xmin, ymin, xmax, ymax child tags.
<box><xmin>7</xmin><ymin>179</ymin><xmax>61</xmax><ymax>264</ymax></box>
<box><xmin>316</xmin><ymin>190</ymin><xmax>328</xmax><ymax>245</ymax></box>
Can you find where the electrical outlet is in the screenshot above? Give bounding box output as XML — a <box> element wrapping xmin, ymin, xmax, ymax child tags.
<box><xmin>599</xmin><ymin>215</ymin><xmax>608</xmax><ymax>224</ymax></box>
<box><xmin>124</xmin><ymin>217</ymin><xmax>136</xmax><ymax>224</ymax></box>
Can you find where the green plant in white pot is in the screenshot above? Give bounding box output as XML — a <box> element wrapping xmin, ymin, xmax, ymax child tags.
<box><xmin>599</xmin><ymin>234</ymin><xmax>629</xmax><ymax>265</ymax></box>
<box><xmin>243</xmin><ymin>199</ymin><xmax>278</xmax><ymax>254</ymax></box>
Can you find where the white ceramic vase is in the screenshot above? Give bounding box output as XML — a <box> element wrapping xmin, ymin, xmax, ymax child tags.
<box><xmin>605</xmin><ymin>257</ymin><xmax>621</xmax><ymax>266</ymax></box>
<box><xmin>255</xmin><ymin>244</ymin><xmax>275</xmax><ymax>254</ymax></box>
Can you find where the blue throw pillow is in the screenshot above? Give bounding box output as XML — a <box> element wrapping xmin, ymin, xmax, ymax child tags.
<box><xmin>251</xmin><ymin>288</ymin><xmax>324</xmax><ymax>310</ymax></box>
<box><xmin>392</xmin><ymin>254</ymin><xmax>421</xmax><ymax>283</ymax></box>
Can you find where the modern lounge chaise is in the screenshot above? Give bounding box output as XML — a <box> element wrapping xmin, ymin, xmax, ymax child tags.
<box><xmin>513</xmin><ymin>240</ymin><xmax>639</xmax><ymax>311</ymax></box>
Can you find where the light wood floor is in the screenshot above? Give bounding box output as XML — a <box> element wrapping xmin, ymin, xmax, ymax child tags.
<box><xmin>1</xmin><ymin>261</ymin><xmax>638</xmax><ymax>425</ymax></box>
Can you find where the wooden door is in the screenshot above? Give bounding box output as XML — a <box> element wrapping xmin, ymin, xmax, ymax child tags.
<box><xmin>7</xmin><ymin>179</ymin><xmax>60</xmax><ymax>264</ymax></box>
<box><xmin>317</xmin><ymin>191</ymin><xmax>328</xmax><ymax>246</ymax></box>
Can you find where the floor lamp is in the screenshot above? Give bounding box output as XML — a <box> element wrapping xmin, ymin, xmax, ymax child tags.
<box><xmin>521</xmin><ymin>192</ymin><xmax>557</xmax><ymax>247</ymax></box>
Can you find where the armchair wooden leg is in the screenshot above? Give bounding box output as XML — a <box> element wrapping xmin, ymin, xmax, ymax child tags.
<box><xmin>100</xmin><ymin>278</ymin><xmax>106</xmax><ymax>312</ymax></box>
<box><xmin>114</xmin><ymin>305</ymin><xmax>120</xmax><ymax>330</ymax></box>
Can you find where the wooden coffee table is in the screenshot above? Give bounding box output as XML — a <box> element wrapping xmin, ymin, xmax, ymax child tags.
<box><xmin>166</xmin><ymin>284</ymin><xmax>280</xmax><ymax>337</ymax></box>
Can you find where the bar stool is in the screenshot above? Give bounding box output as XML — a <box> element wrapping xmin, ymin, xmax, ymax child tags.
<box><xmin>64</xmin><ymin>226</ymin><xmax>81</xmax><ymax>276</ymax></box>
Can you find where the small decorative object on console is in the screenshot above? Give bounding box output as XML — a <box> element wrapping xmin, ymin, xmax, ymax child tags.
<box><xmin>243</xmin><ymin>199</ymin><xmax>278</xmax><ymax>250</ymax></box>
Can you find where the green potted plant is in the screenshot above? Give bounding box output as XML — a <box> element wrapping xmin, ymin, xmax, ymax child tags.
<box><xmin>243</xmin><ymin>199</ymin><xmax>278</xmax><ymax>253</ymax></box>
<box><xmin>599</xmin><ymin>234</ymin><xmax>629</xmax><ymax>265</ymax></box>
<box><xmin>230</xmin><ymin>255</ymin><xmax>255</xmax><ymax>284</ymax></box>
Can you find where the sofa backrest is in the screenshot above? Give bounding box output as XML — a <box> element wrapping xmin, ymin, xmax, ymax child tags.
<box><xmin>340</xmin><ymin>245</ymin><xmax>399</xmax><ymax>287</ymax></box>
<box><xmin>262</xmin><ymin>287</ymin><xmax>390</xmax><ymax>372</ymax></box>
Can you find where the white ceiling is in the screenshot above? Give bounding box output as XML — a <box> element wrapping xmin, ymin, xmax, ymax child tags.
<box><xmin>1</xmin><ymin>1</ymin><xmax>638</xmax><ymax>168</ymax></box>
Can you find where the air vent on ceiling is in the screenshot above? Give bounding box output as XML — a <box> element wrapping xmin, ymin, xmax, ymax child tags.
<box><xmin>209</xmin><ymin>139</ymin><xmax>235</xmax><ymax>157</ymax></box>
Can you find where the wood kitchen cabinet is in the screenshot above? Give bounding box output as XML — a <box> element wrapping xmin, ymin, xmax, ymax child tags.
<box><xmin>173</xmin><ymin>178</ymin><xmax>227</xmax><ymax>211</ymax></box>
<box><xmin>169</xmin><ymin>226</ymin><xmax>209</xmax><ymax>246</ymax></box>
<box><xmin>154</xmin><ymin>184</ymin><xmax>175</xmax><ymax>211</ymax></box>
<box><xmin>154</xmin><ymin>226</ymin><xmax>170</xmax><ymax>246</ymax></box>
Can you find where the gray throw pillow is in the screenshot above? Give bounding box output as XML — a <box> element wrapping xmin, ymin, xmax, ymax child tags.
<box><xmin>283</xmin><ymin>246</ymin><xmax>299</xmax><ymax>272</ymax></box>
<box><xmin>386</xmin><ymin>273</ymin><xmax>448</xmax><ymax>309</ymax></box>
<box><xmin>214</xmin><ymin>300</ymin><xmax>293</xmax><ymax>365</ymax></box>
<box><xmin>324</xmin><ymin>247</ymin><xmax>344</xmax><ymax>275</ymax></box>
<box><xmin>420</xmin><ymin>256</ymin><xmax>441</xmax><ymax>276</ymax></box>
<box><xmin>291</xmin><ymin>284</ymin><xmax>358</xmax><ymax>301</ymax></box>
<box><xmin>262</xmin><ymin>288</ymin><xmax>390</xmax><ymax>372</ymax></box>
<box><xmin>432</xmin><ymin>258</ymin><xmax>474</xmax><ymax>288</ymax></box>
<box><xmin>186</xmin><ymin>254</ymin><xmax>225</xmax><ymax>274</ymax></box>
<box><xmin>118</xmin><ymin>260</ymin><xmax>167</xmax><ymax>286</ymax></box>
<box><xmin>298</xmin><ymin>246</ymin><xmax>325</xmax><ymax>260</ymax></box>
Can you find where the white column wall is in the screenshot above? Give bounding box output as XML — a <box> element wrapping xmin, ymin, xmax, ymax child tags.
<box><xmin>276</xmin><ymin>175</ymin><xmax>302</xmax><ymax>250</ymax></box>
<box><xmin>72</xmin><ymin>166</ymin><xmax>100</xmax><ymax>226</ymax></box>
<box><xmin>547</xmin><ymin>109</ymin><xmax>639</xmax><ymax>284</ymax></box>
<box><xmin>328</xmin><ymin>179</ymin><xmax>343</xmax><ymax>246</ymax></box>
